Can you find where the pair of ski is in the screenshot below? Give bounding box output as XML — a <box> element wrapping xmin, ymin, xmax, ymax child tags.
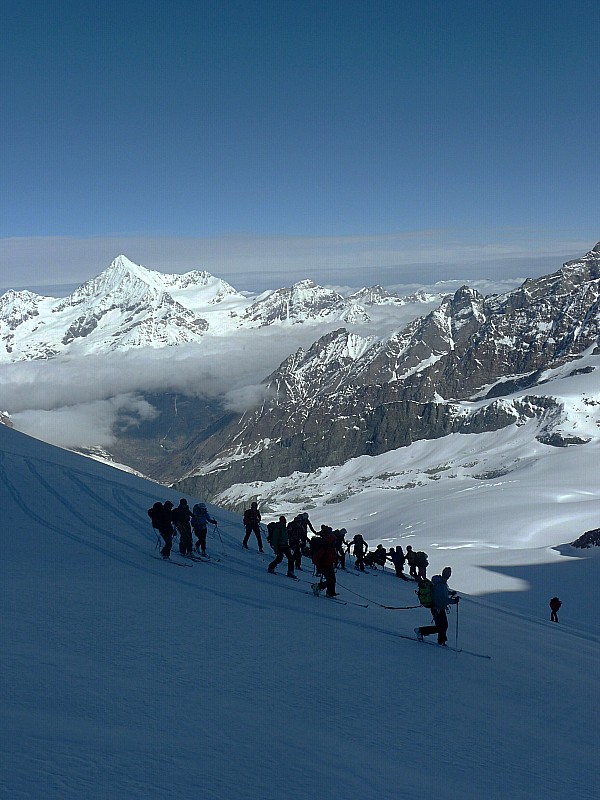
<box><xmin>151</xmin><ymin>553</ymin><xmax>219</xmax><ymax>568</ymax></box>
<box><xmin>185</xmin><ymin>552</ymin><xmax>220</xmax><ymax>563</ymax></box>
<box><xmin>267</xmin><ymin>570</ymin><xmax>367</xmax><ymax>607</ymax></box>
<box><xmin>394</xmin><ymin>632</ymin><xmax>491</xmax><ymax>659</ymax></box>
<box><xmin>151</xmin><ymin>554</ymin><xmax>192</xmax><ymax>568</ymax></box>
<box><xmin>307</xmin><ymin>584</ymin><xmax>368</xmax><ymax>608</ymax></box>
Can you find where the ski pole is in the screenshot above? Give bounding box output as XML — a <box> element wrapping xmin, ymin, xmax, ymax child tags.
<box><xmin>455</xmin><ymin>599</ymin><xmax>459</xmax><ymax>652</ymax></box>
<box><xmin>214</xmin><ymin>524</ymin><xmax>227</xmax><ymax>557</ymax></box>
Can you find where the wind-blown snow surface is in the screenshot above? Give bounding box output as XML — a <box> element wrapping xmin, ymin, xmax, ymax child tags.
<box><xmin>1</xmin><ymin>425</ymin><xmax>599</xmax><ymax>799</ymax></box>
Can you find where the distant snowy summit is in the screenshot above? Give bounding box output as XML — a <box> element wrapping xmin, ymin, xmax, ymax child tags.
<box><xmin>236</xmin><ymin>279</ymin><xmax>370</xmax><ymax>326</ymax></box>
<box><xmin>0</xmin><ymin>255</ymin><xmax>440</xmax><ymax>362</ymax></box>
<box><xmin>0</xmin><ymin>256</ymin><xmax>226</xmax><ymax>360</ymax></box>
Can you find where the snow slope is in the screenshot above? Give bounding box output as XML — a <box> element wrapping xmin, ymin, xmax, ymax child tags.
<box><xmin>1</xmin><ymin>424</ymin><xmax>598</xmax><ymax>799</ymax></box>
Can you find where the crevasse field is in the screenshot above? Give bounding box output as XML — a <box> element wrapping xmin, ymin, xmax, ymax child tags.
<box><xmin>1</xmin><ymin>411</ymin><xmax>599</xmax><ymax>799</ymax></box>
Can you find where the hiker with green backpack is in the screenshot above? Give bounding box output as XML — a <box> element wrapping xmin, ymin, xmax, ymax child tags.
<box><xmin>414</xmin><ymin>567</ymin><xmax>459</xmax><ymax>647</ymax></box>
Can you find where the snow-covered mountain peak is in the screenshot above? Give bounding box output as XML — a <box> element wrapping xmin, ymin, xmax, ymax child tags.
<box><xmin>0</xmin><ymin>255</ymin><xmax>215</xmax><ymax>361</ymax></box>
<box><xmin>162</xmin><ymin>269</ymin><xmax>237</xmax><ymax>297</ymax></box>
<box><xmin>57</xmin><ymin>255</ymin><xmax>167</xmax><ymax>312</ymax></box>
<box><xmin>348</xmin><ymin>285</ymin><xmax>404</xmax><ymax>305</ymax></box>
<box><xmin>0</xmin><ymin>288</ymin><xmax>49</xmax><ymax>332</ymax></box>
<box><xmin>240</xmin><ymin>279</ymin><xmax>347</xmax><ymax>326</ymax></box>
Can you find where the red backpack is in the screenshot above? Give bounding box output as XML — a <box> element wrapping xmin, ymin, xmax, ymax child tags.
<box><xmin>314</xmin><ymin>530</ymin><xmax>337</xmax><ymax>569</ymax></box>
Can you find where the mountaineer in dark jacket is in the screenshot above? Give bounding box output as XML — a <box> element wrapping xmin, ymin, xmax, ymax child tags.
<box><xmin>414</xmin><ymin>550</ymin><xmax>428</xmax><ymax>580</ymax></box>
<box><xmin>173</xmin><ymin>499</ymin><xmax>194</xmax><ymax>556</ymax></box>
<box><xmin>405</xmin><ymin>545</ymin><xmax>417</xmax><ymax>579</ymax></box>
<box><xmin>389</xmin><ymin>546</ymin><xmax>406</xmax><ymax>578</ymax></box>
<box><xmin>415</xmin><ymin>567</ymin><xmax>459</xmax><ymax>647</ymax></box>
<box><xmin>348</xmin><ymin>533</ymin><xmax>368</xmax><ymax>571</ymax></box>
<box><xmin>267</xmin><ymin>516</ymin><xmax>295</xmax><ymax>577</ymax></box>
<box><xmin>148</xmin><ymin>501</ymin><xmax>175</xmax><ymax>559</ymax></box>
<box><xmin>242</xmin><ymin>502</ymin><xmax>264</xmax><ymax>552</ymax></box>
<box><xmin>549</xmin><ymin>597</ymin><xmax>562</xmax><ymax>622</ymax></box>
<box><xmin>287</xmin><ymin>515</ymin><xmax>305</xmax><ymax>569</ymax></box>
<box><xmin>311</xmin><ymin>526</ymin><xmax>338</xmax><ymax>597</ymax></box>
<box><xmin>333</xmin><ymin>528</ymin><xmax>347</xmax><ymax>570</ymax></box>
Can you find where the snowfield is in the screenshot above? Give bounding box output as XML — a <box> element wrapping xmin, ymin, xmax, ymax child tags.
<box><xmin>1</xmin><ymin>422</ymin><xmax>599</xmax><ymax>799</ymax></box>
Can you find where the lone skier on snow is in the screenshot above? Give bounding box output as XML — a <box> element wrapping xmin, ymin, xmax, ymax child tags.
<box><xmin>415</xmin><ymin>566</ymin><xmax>459</xmax><ymax>647</ymax></box>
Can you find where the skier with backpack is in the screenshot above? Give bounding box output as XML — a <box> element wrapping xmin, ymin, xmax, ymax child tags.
<box><xmin>242</xmin><ymin>501</ymin><xmax>264</xmax><ymax>553</ymax></box>
<box><xmin>414</xmin><ymin>567</ymin><xmax>459</xmax><ymax>647</ymax></box>
<box><xmin>287</xmin><ymin>515</ymin><xmax>305</xmax><ymax>569</ymax></box>
<box><xmin>172</xmin><ymin>499</ymin><xmax>194</xmax><ymax>556</ymax></box>
<box><xmin>299</xmin><ymin>512</ymin><xmax>317</xmax><ymax>537</ymax></box>
<box><xmin>191</xmin><ymin>502</ymin><xmax>217</xmax><ymax>556</ymax></box>
<box><xmin>311</xmin><ymin>525</ymin><xmax>338</xmax><ymax>597</ymax></box>
<box><xmin>333</xmin><ymin>528</ymin><xmax>347</xmax><ymax>570</ymax></box>
<box><xmin>405</xmin><ymin>545</ymin><xmax>417</xmax><ymax>579</ymax></box>
<box><xmin>388</xmin><ymin>546</ymin><xmax>406</xmax><ymax>578</ymax></box>
<box><xmin>267</xmin><ymin>516</ymin><xmax>295</xmax><ymax>577</ymax></box>
<box><xmin>549</xmin><ymin>597</ymin><xmax>562</xmax><ymax>622</ymax></box>
<box><xmin>348</xmin><ymin>533</ymin><xmax>368</xmax><ymax>571</ymax></box>
<box><xmin>413</xmin><ymin>550</ymin><xmax>429</xmax><ymax>580</ymax></box>
<box><xmin>148</xmin><ymin>501</ymin><xmax>175</xmax><ymax>560</ymax></box>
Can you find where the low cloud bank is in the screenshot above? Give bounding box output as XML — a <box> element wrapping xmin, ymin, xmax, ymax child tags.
<box><xmin>0</xmin><ymin>325</ymin><xmax>329</xmax><ymax>449</ymax></box>
<box><xmin>11</xmin><ymin>395</ymin><xmax>159</xmax><ymax>449</ymax></box>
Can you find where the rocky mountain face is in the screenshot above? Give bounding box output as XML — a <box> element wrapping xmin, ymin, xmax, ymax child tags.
<box><xmin>174</xmin><ymin>244</ymin><xmax>600</xmax><ymax>500</ymax></box>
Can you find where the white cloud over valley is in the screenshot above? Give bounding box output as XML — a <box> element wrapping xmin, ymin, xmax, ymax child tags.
<box><xmin>0</xmin><ymin>325</ymin><xmax>330</xmax><ymax>449</ymax></box>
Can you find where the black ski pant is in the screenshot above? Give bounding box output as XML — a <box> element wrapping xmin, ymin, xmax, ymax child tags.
<box><xmin>159</xmin><ymin>529</ymin><xmax>173</xmax><ymax>558</ymax></box>
<box><xmin>318</xmin><ymin>565</ymin><xmax>337</xmax><ymax>596</ymax></box>
<box><xmin>419</xmin><ymin>608</ymin><xmax>449</xmax><ymax>645</ymax></box>
<box><xmin>269</xmin><ymin>545</ymin><xmax>294</xmax><ymax>574</ymax></box>
<box><xmin>354</xmin><ymin>551</ymin><xmax>365</xmax><ymax>571</ymax></box>
<box><xmin>193</xmin><ymin>524</ymin><xmax>207</xmax><ymax>553</ymax></box>
<box><xmin>336</xmin><ymin>547</ymin><xmax>346</xmax><ymax>570</ymax></box>
<box><xmin>550</xmin><ymin>611</ymin><xmax>559</xmax><ymax>622</ymax></box>
<box><xmin>291</xmin><ymin>542</ymin><xmax>303</xmax><ymax>568</ymax></box>
<box><xmin>243</xmin><ymin>523</ymin><xmax>264</xmax><ymax>551</ymax></box>
<box><xmin>177</xmin><ymin>521</ymin><xmax>193</xmax><ymax>555</ymax></box>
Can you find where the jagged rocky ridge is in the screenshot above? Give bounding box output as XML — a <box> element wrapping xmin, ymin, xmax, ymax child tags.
<box><xmin>572</xmin><ymin>528</ymin><xmax>600</xmax><ymax>548</ymax></box>
<box><xmin>174</xmin><ymin>244</ymin><xmax>600</xmax><ymax>500</ymax></box>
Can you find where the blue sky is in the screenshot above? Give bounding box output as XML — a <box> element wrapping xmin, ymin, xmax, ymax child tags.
<box><xmin>1</xmin><ymin>0</ymin><xmax>598</xmax><ymax>290</ymax></box>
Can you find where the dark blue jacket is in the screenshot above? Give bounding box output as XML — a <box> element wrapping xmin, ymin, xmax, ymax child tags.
<box><xmin>430</xmin><ymin>575</ymin><xmax>457</xmax><ymax>610</ymax></box>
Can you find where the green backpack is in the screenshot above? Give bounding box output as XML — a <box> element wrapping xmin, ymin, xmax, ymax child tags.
<box><xmin>416</xmin><ymin>578</ymin><xmax>433</xmax><ymax>608</ymax></box>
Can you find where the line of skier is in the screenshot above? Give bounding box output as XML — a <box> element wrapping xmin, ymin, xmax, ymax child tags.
<box><xmin>241</xmin><ymin>502</ymin><xmax>433</xmax><ymax>600</ymax></box>
<box><xmin>149</xmin><ymin>497</ymin><xmax>564</xmax><ymax>645</ymax></box>
<box><xmin>148</xmin><ymin>498</ymin><xmax>217</xmax><ymax>559</ymax></box>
